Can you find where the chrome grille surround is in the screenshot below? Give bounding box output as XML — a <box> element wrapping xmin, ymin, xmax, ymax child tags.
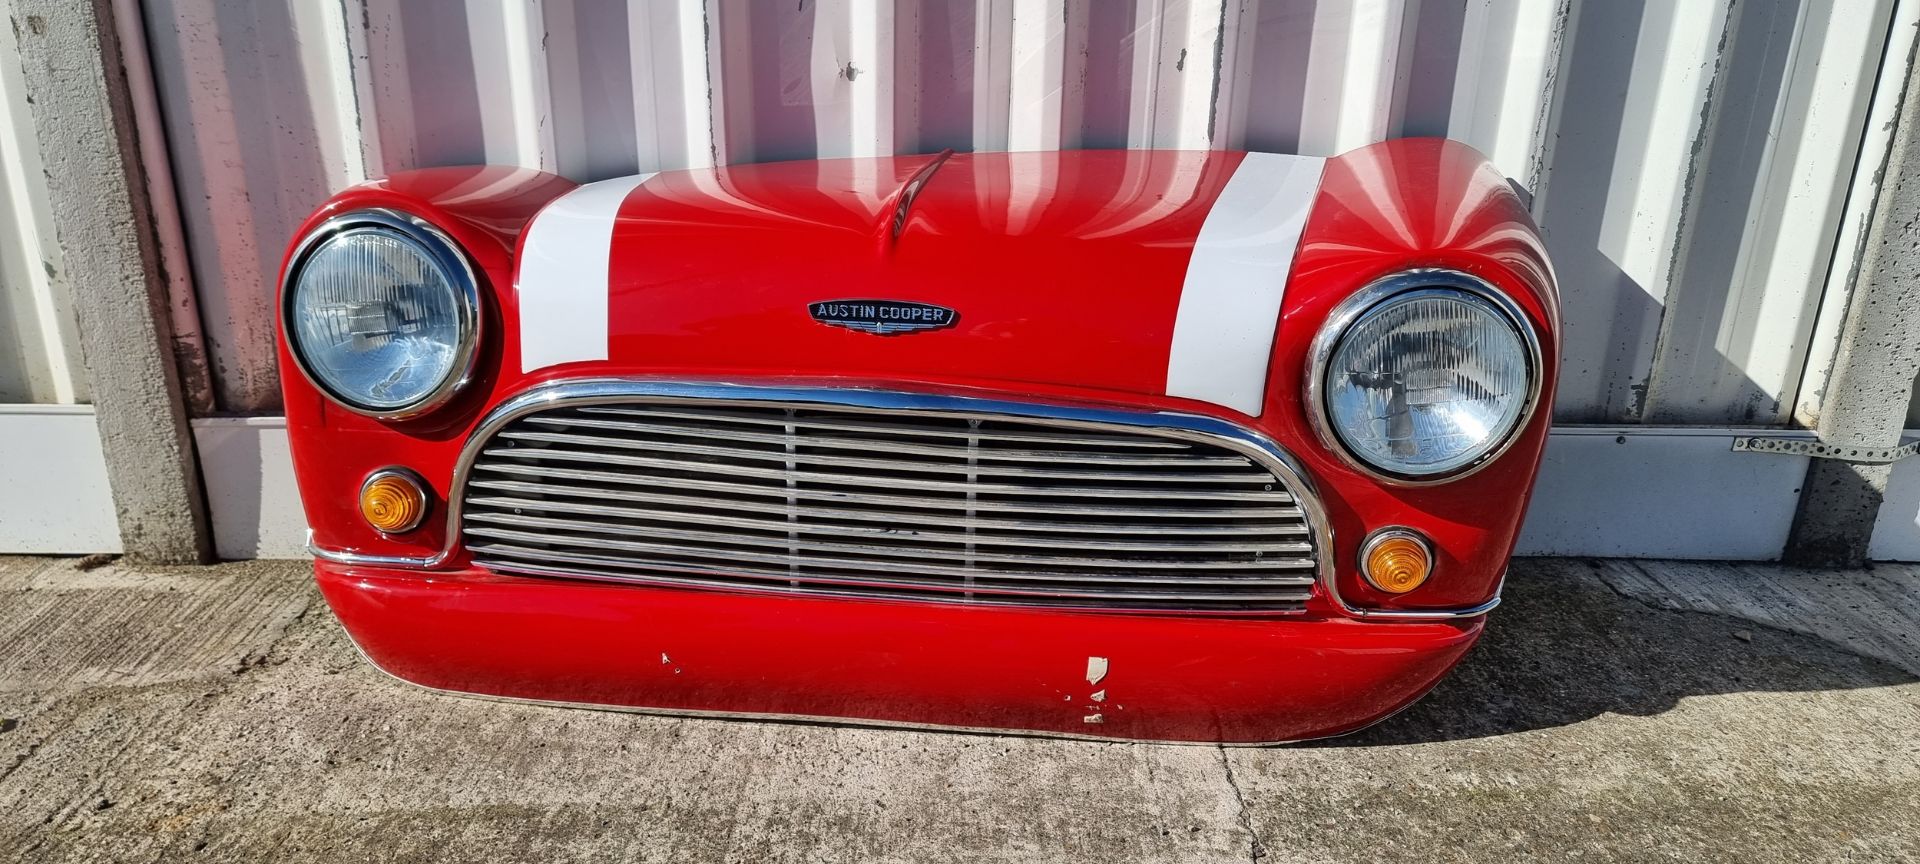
<box><xmin>453</xmin><ymin>381</ymin><xmax>1332</xmax><ymax>614</ymax></box>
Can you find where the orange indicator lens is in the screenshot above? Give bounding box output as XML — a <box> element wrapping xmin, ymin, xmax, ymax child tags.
<box><xmin>360</xmin><ymin>470</ymin><xmax>428</xmax><ymax>534</ymax></box>
<box><xmin>1362</xmin><ymin>532</ymin><xmax>1432</xmax><ymax>594</ymax></box>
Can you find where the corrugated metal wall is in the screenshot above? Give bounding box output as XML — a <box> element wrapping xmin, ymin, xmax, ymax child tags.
<box><xmin>135</xmin><ymin>0</ymin><xmax>1905</xmax><ymax>428</ymax></box>
<box><xmin>0</xmin><ymin>2</ymin><xmax>85</xmax><ymax>405</ymax></box>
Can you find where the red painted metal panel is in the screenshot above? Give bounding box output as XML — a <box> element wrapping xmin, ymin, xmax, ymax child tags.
<box><xmin>319</xmin><ymin>561</ymin><xmax>1480</xmax><ymax>744</ymax></box>
<box><xmin>279</xmin><ymin>141</ymin><xmax>1556</xmax><ymax>741</ymax></box>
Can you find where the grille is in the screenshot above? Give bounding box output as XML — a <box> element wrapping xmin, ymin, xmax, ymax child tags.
<box><xmin>459</xmin><ymin>398</ymin><xmax>1321</xmax><ymax>612</ymax></box>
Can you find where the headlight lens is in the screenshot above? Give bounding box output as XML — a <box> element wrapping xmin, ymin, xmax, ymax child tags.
<box><xmin>1320</xmin><ymin>282</ymin><xmax>1534</xmax><ymax>479</ymax></box>
<box><xmin>284</xmin><ymin>211</ymin><xmax>477</xmax><ymax>416</ymax></box>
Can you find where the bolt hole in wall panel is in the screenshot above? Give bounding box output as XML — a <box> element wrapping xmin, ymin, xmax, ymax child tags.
<box><xmin>131</xmin><ymin>0</ymin><xmax>1920</xmax><ymax>559</ymax></box>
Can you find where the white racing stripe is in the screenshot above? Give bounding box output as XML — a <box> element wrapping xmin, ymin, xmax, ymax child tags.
<box><xmin>1166</xmin><ymin>153</ymin><xmax>1326</xmax><ymax>416</ymax></box>
<box><xmin>517</xmin><ymin>174</ymin><xmax>656</xmax><ymax>372</ymax></box>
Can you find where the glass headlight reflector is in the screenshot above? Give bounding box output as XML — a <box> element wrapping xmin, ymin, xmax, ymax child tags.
<box><xmin>1317</xmin><ymin>277</ymin><xmax>1536</xmax><ymax>480</ymax></box>
<box><xmin>283</xmin><ymin>211</ymin><xmax>478</xmax><ymax>416</ymax></box>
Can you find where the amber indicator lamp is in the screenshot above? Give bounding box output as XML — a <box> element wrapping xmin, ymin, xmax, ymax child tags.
<box><xmin>360</xmin><ymin>468</ymin><xmax>429</xmax><ymax>534</ymax></box>
<box><xmin>1360</xmin><ymin>529</ymin><xmax>1433</xmax><ymax>594</ymax></box>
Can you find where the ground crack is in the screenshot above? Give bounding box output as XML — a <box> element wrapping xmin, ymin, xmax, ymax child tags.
<box><xmin>0</xmin><ymin>723</ymin><xmax>51</xmax><ymax>785</ymax></box>
<box><xmin>233</xmin><ymin>591</ymin><xmax>317</xmax><ymax>675</ymax></box>
<box><xmin>1215</xmin><ymin>744</ymin><xmax>1265</xmax><ymax>862</ymax></box>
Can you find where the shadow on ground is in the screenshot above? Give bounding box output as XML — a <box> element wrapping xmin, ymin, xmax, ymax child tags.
<box><xmin>1336</xmin><ymin>558</ymin><xmax>1919</xmax><ymax>746</ymax></box>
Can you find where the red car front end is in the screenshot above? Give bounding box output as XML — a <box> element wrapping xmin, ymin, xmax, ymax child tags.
<box><xmin>280</xmin><ymin>140</ymin><xmax>1557</xmax><ymax>744</ymax></box>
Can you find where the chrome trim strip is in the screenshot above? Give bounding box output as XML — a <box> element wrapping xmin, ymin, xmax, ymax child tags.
<box><xmin>307</xmin><ymin>527</ymin><xmax>447</xmax><ymax>568</ymax></box>
<box><xmin>279</xmin><ymin>208</ymin><xmax>484</xmax><ymax>421</ymax></box>
<box><xmin>1303</xmin><ymin>268</ymin><xmax>1546</xmax><ymax>487</ymax></box>
<box><xmin>884</xmin><ymin>148</ymin><xmax>953</xmax><ymax>239</ymax></box>
<box><xmin>1322</xmin><ymin>569</ymin><xmax>1506</xmax><ymax>620</ymax></box>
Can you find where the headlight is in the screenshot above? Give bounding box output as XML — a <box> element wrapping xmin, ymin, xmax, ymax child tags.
<box><xmin>1309</xmin><ymin>270</ymin><xmax>1539</xmax><ymax>482</ymax></box>
<box><xmin>282</xmin><ymin>209</ymin><xmax>479</xmax><ymax>417</ymax></box>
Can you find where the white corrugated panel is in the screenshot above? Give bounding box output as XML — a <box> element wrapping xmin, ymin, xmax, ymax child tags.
<box><xmin>0</xmin><ymin>1</ymin><xmax>85</xmax><ymax>405</ymax></box>
<box><xmin>0</xmin><ymin>9</ymin><xmax>118</xmax><ymax>553</ymax></box>
<box><xmin>1642</xmin><ymin>0</ymin><xmax>1897</xmax><ymax>424</ymax></box>
<box><xmin>133</xmin><ymin>0</ymin><xmax>1900</xmax><ymax>430</ymax></box>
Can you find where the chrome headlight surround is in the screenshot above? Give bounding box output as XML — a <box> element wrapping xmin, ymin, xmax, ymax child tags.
<box><xmin>1304</xmin><ymin>268</ymin><xmax>1543</xmax><ymax>485</ymax></box>
<box><xmin>279</xmin><ymin>208</ymin><xmax>482</xmax><ymax>419</ymax></box>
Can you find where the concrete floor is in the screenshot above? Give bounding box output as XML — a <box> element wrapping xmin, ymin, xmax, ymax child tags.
<box><xmin>1</xmin><ymin>555</ymin><xmax>1916</xmax><ymax>863</ymax></box>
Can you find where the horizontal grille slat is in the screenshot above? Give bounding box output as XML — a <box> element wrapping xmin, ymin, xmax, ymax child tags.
<box><xmin>524</xmin><ymin>415</ymin><xmax>1239</xmax><ymax>466</ymax></box>
<box><xmin>470</xmin><ymin>550</ymin><xmax>1317</xmax><ymax>607</ymax></box>
<box><xmin>464</xmin><ymin>491</ymin><xmax>1313</xmax><ymax>541</ymax></box>
<box><xmin>461</xmin><ymin>397</ymin><xmax>1322</xmax><ymax>613</ymax></box>
<box><xmin>468</xmin><ymin>534</ymin><xmax>1313</xmax><ymax>587</ymax></box>
<box><xmin>465</xmin><ymin>513</ymin><xmax>1316</xmax><ymax>563</ymax></box>
<box><xmin>470</xmin><ymin>465</ymin><xmax>1296</xmax><ymax>517</ymax></box>
<box><xmin>576</xmin><ymin>406</ymin><xmax>1194</xmax><ymax>448</ymax></box>
<box><xmin>484</xmin><ymin>447</ymin><xmax>1286</xmax><ymax>500</ymax></box>
<box><xmin>465</xmin><ymin>482</ymin><xmax>1308</xmax><ymax>535</ymax></box>
<box><xmin>498</xmin><ymin>429</ymin><xmax>1273</xmax><ymax>483</ymax></box>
